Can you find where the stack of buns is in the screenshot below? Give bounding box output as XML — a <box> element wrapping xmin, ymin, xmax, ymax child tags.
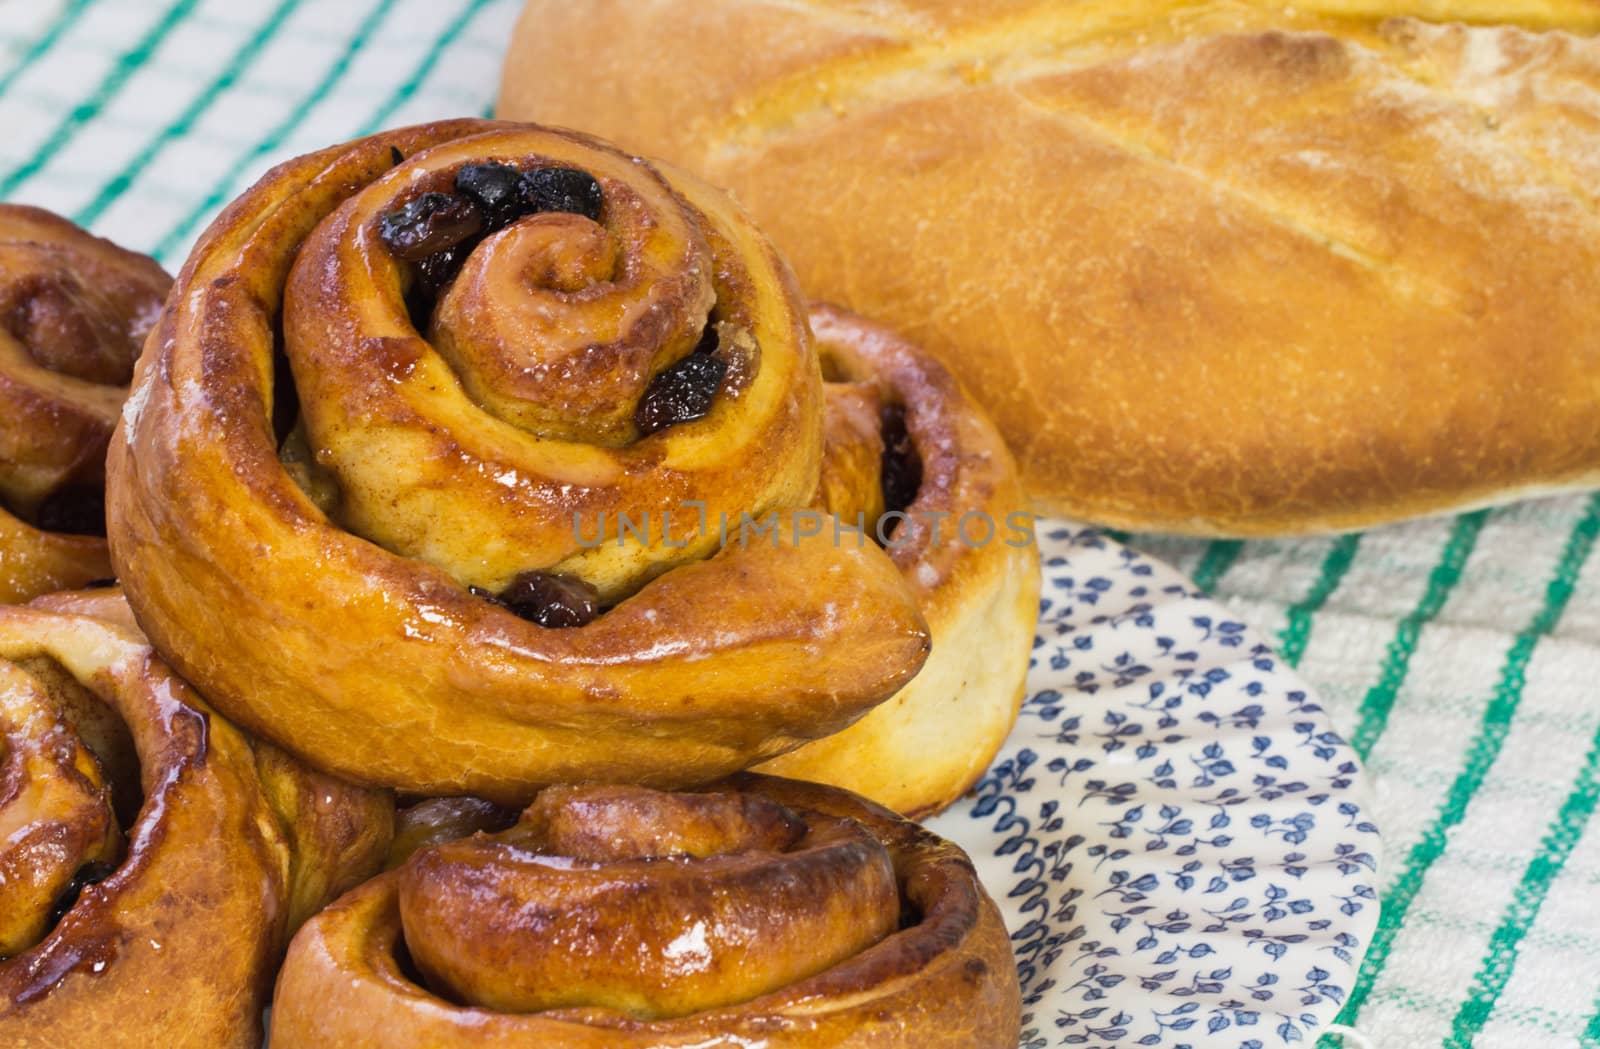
<box><xmin>0</xmin><ymin>118</ymin><xmax>1031</xmax><ymax>1046</ymax></box>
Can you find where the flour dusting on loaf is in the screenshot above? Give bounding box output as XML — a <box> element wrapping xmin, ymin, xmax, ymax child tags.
<box><xmin>501</xmin><ymin>2</ymin><xmax>1600</xmax><ymax>533</ymax></box>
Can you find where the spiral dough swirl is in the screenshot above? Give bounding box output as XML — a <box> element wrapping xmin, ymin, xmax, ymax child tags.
<box><xmin>273</xmin><ymin>776</ymin><xmax>1021</xmax><ymax>1047</ymax></box>
<box><xmin>0</xmin><ymin>206</ymin><xmax>169</xmax><ymax>602</ymax></box>
<box><xmin>0</xmin><ymin>594</ymin><xmax>391</xmax><ymax>1047</ymax></box>
<box><xmin>109</xmin><ymin>119</ymin><xmax>930</xmax><ymax>802</ymax></box>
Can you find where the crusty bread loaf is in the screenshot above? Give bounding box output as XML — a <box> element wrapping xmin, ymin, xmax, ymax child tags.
<box><xmin>500</xmin><ymin>1</ymin><xmax>1600</xmax><ymax>534</ymax></box>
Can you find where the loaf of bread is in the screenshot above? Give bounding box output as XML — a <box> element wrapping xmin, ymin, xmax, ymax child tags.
<box><xmin>500</xmin><ymin>1</ymin><xmax>1600</xmax><ymax>534</ymax></box>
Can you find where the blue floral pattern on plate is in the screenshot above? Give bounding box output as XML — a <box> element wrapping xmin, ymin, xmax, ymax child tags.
<box><xmin>926</xmin><ymin>525</ymin><xmax>1381</xmax><ymax>1049</ymax></box>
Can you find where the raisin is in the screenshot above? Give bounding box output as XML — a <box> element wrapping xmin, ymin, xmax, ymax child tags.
<box><xmin>47</xmin><ymin>862</ymin><xmax>118</xmax><ymax>928</ymax></box>
<box><xmin>271</xmin><ymin>342</ymin><xmax>300</xmax><ymax>448</ymax></box>
<box><xmin>35</xmin><ymin>486</ymin><xmax>106</xmax><ymax>537</ymax></box>
<box><xmin>635</xmin><ymin>354</ymin><xmax>727</xmax><ymax>436</ymax></box>
<box><xmin>692</xmin><ymin>322</ymin><xmax>719</xmax><ymax>355</ymax></box>
<box><xmin>475</xmin><ymin>572</ymin><xmax>601</xmax><ymax>629</ymax></box>
<box><xmin>377</xmin><ymin>193</ymin><xmax>484</xmax><ymax>261</ymax></box>
<box><xmin>879</xmin><ymin>403</ymin><xmax>922</xmax><ymax>515</ymax></box>
<box><xmin>414</xmin><ymin>244</ymin><xmax>469</xmax><ymax>297</ymax></box>
<box><xmin>520</xmin><ymin>167</ymin><xmax>604</xmax><ymax>221</ymax></box>
<box><xmin>455</xmin><ymin>162</ymin><xmax>529</xmax><ymax>230</ymax></box>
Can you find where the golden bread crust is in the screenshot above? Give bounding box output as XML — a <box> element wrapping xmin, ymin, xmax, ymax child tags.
<box><xmin>500</xmin><ymin>2</ymin><xmax>1600</xmax><ymax>533</ymax></box>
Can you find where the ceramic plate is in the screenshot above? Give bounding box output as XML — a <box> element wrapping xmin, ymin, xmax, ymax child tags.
<box><xmin>927</xmin><ymin>524</ymin><xmax>1382</xmax><ymax>1049</ymax></box>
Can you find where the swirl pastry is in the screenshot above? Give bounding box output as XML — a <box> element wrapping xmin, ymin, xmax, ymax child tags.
<box><xmin>0</xmin><ymin>595</ymin><xmax>391</xmax><ymax>1046</ymax></box>
<box><xmin>108</xmin><ymin>119</ymin><xmax>929</xmax><ymax>803</ymax></box>
<box><xmin>760</xmin><ymin>306</ymin><xmax>1039</xmax><ymax>817</ymax></box>
<box><xmin>273</xmin><ymin>775</ymin><xmax>1020</xmax><ymax>1047</ymax></box>
<box><xmin>0</xmin><ymin>206</ymin><xmax>169</xmax><ymax>602</ymax></box>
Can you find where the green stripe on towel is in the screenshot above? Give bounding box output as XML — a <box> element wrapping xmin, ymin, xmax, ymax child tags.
<box><xmin>1449</xmin><ymin>721</ymin><xmax>1600</xmax><ymax>1046</ymax></box>
<box><xmin>72</xmin><ymin>0</ymin><xmax>306</xmax><ymax>227</ymax></box>
<box><xmin>0</xmin><ymin>0</ymin><xmax>203</xmax><ymax>196</ymax></box>
<box><xmin>151</xmin><ymin>0</ymin><xmax>400</xmax><ymax>262</ymax></box>
<box><xmin>1348</xmin><ymin>511</ymin><xmax>1488</xmax><ymax>759</ymax></box>
<box><xmin>1339</xmin><ymin>494</ymin><xmax>1600</xmax><ymax>1028</ymax></box>
<box><xmin>1278</xmin><ymin>534</ymin><xmax>1362</xmax><ymax>667</ymax></box>
<box><xmin>355</xmin><ymin>0</ymin><xmax>497</xmax><ymax>135</ymax></box>
<box><xmin>1189</xmin><ymin>539</ymin><xmax>1242</xmax><ymax>593</ymax></box>
<box><xmin>0</xmin><ymin>0</ymin><xmax>93</xmax><ymax>98</ymax></box>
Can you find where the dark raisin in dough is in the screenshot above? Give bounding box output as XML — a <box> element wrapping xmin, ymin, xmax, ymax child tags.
<box><xmin>455</xmin><ymin>163</ymin><xmax>529</xmax><ymax>230</ymax></box>
<box><xmin>879</xmin><ymin>403</ymin><xmax>922</xmax><ymax>515</ymax></box>
<box><xmin>377</xmin><ymin>193</ymin><xmax>484</xmax><ymax>261</ymax></box>
<box><xmin>34</xmin><ymin>486</ymin><xmax>107</xmax><ymax>537</ymax></box>
<box><xmin>635</xmin><ymin>354</ymin><xmax>727</xmax><ymax>436</ymax></box>
<box><xmin>46</xmin><ymin>861</ymin><xmax>118</xmax><ymax>928</ymax></box>
<box><xmin>414</xmin><ymin>244</ymin><xmax>469</xmax><ymax>297</ymax></box>
<box><xmin>472</xmin><ymin>574</ymin><xmax>601</xmax><ymax>629</ymax></box>
<box><xmin>692</xmin><ymin>322</ymin><xmax>719</xmax><ymax>355</ymax></box>
<box><xmin>520</xmin><ymin>167</ymin><xmax>604</xmax><ymax>222</ymax></box>
<box><xmin>502</xmin><ymin>572</ymin><xmax>601</xmax><ymax>628</ymax></box>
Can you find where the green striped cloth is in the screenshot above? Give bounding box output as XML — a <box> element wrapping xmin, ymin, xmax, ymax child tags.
<box><xmin>3</xmin><ymin>2</ymin><xmax>1598</xmax><ymax>1046</ymax></box>
<box><xmin>1137</xmin><ymin>499</ymin><xmax>1600</xmax><ymax>1048</ymax></box>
